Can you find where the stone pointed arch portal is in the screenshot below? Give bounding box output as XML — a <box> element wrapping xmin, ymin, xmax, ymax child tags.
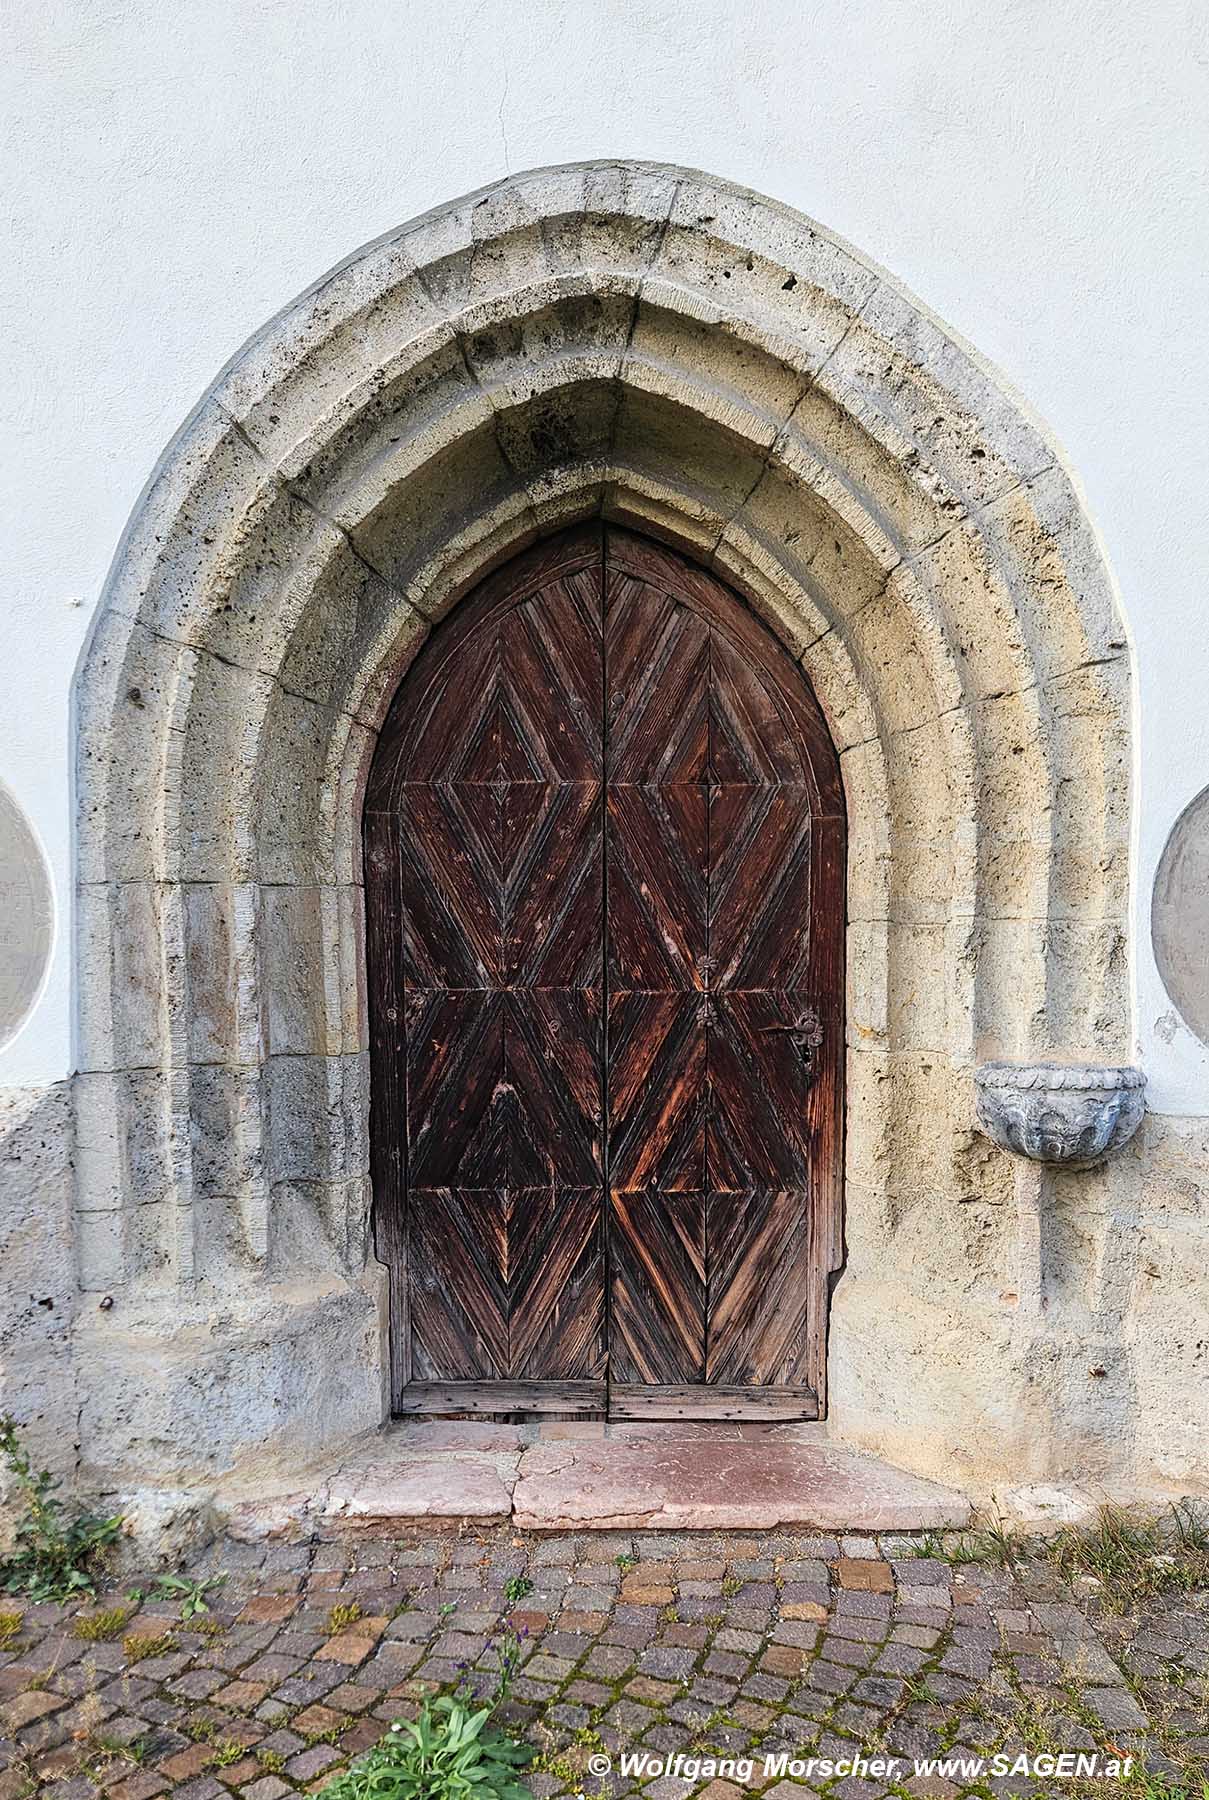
<box><xmin>74</xmin><ymin>162</ymin><xmax>1130</xmax><ymax>1507</ymax></box>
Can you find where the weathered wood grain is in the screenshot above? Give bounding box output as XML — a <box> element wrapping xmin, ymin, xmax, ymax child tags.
<box><xmin>395</xmin><ymin>1381</ymin><xmax>607</xmax><ymax>1415</ymax></box>
<box><xmin>608</xmin><ymin>1384</ymin><xmax>820</xmax><ymax>1420</ymax></box>
<box><xmin>366</xmin><ymin>524</ymin><xmax>845</xmax><ymax>1417</ymax></box>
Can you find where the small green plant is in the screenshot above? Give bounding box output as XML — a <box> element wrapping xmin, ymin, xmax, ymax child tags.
<box><xmin>910</xmin><ymin>1531</ymin><xmax>946</xmax><ymax>1559</ymax></box>
<box><xmin>0</xmin><ymin>1610</ymin><xmax>23</xmax><ymax>1647</ymax></box>
<box><xmin>89</xmin><ymin>1729</ymin><xmax>150</xmax><ymax>1767</ymax></box>
<box><xmin>150</xmin><ymin>1571</ymin><xmax>227</xmax><ymax>1620</ymax></box>
<box><xmin>438</xmin><ymin>1599</ymin><xmax>458</xmax><ymax>1622</ymax></box>
<box><xmin>318</xmin><ymin>1694</ymin><xmax>534</xmax><ymax>1800</ymax></box>
<box><xmin>323</xmin><ymin>1603</ymin><xmax>539</xmax><ymax>1800</ymax></box>
<box><xmin>531</xmin><ymin>1748</ymin><xmax>578</xmax><ymax>1785</ymax></box>
<box><xmin>502</xmin><ymin>1574</ymin><xmax>533</xmax><ymax>1607</ymax></box>
<box><xmin>327</xmin><ymin>1599</ymin><xmax>364</xmax><ymax>1634</ymax></box>
<box><xmin>257</xmin><ymin>1748</ymin><xmax>287</xmax><ymax>1775</ymax></box>
<box><xmin>73</xmin><ymin>1604</ymin><xmax>135</xmax><ymax>1641</ymax></box>
<box><xmin>211</xmin><ymin>1738</ymin><xmax>247</xmax><ymax>1768</ymax></box>
<box><xmin>122</xmin><ymin>1628</ymin><xmax>176</xmax><ymax>1663</ymax></box>
<box><xmin>970</xmin><ymin>1515</ymin><xmax>1021</xmax><ymax>1568</ymax></box>
<box><xmin>902</xmin><ymin>1674</ymin><xmax>940</xmax><ymax>1705</ymax></box>
<box><xmin>0</xmin><ymin>1416</ymin><xmax>124</xmax><ymax>1603</ymax></box>
<box><xmin>700</xmin><ymin>1708</ymin><xmax>737</xmax><ymax>1735</ymax></box>
<box><xmin>614</xmin><ymin>1551</ymin><xmax>637</xmax><ymax>1572</ymax></box>
<box><xmin>720</xmin><ymin>1575</ymin><xmax>742</xmax><ymax>1597</ymax></box>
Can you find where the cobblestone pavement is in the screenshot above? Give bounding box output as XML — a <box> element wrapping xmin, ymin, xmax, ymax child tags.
<box><xmin>1</xmin><ymin>1526</ymin><xmax>1206</xmax><ymax>1800</ymax></box>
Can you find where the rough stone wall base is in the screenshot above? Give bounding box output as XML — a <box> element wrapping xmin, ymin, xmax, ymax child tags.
<box><xmin>1</xmin><ymin>1089</ymin><xmax>1206</xmax><ymax>1545</ymax></box>
<box><xmin>830</xmin><ymin>1112</ymin><xmax>1209</xmax><ymax>1510</ymax></box>
<box><xmin>73</xmin><ymin>1269</ymin><xmax>389</xmax><ymax>1492</ymax></box>
<box><xmin>0</xmin><ymin>1083</ymin><xmax>78</xmax><ymax>1501</ymax></box>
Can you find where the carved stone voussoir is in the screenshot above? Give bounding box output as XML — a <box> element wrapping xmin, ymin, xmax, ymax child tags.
<box><xmin>974</xmin><ymin>1061</ymin><xmax>1146</xmax><ymax>1167</ymax></box>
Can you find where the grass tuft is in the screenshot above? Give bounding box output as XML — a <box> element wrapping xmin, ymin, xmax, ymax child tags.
<box><xmin>122</xmin><ymin>1629</ymin><xmax>177</xmax><ymax>1663</ymax></box>
<box><xmin>1047</xmin><ymin>1504</ymin><xmax>1209</xmax><ymax>1612</ymax></box>
<box><xmin>73</xmin><ymin>1605</ymin><xmax>135</xmax><ymax>1642</ymax></box>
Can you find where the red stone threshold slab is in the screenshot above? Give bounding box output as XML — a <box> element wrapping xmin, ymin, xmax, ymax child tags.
<box><xmin>224</xmin><ymin>1422</ymin><xmax>970</xmax><ymax>1538</ymax></box>
<box><xmin>510</xmin><ymin>1434</ymin><xmax>971</xmax><ymax>1531</ymax></box>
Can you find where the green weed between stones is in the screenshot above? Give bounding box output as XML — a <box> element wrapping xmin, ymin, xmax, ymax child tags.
<box><xmin>1047</xmin><ymin>1504</ymin><xmax>1209</xmax><ymax>1611</ymax></box>
<box><xmin>1125</xmin><ymin>1778</ymin><xmax>1209</xmax><ymax>1800</ymax></box>
<box><xmin>327</xmin><ymin>1599</ymin><xmax>365</xmax><ymax>1633</ymax></box>
<box><xmin>0</xmin><ymin>1609</ymin><xmax>23</xmax><ymax>1646</ymax></box>
<box><xmin>317</xmin><ymin>1608</ymin><xmax>535</xmax><ymax>1800</ymax></box>
<box><xmin>0</xmin><ymin>1416</ymin><xmax>123</xmax><ymax>1603</ymax></box>
<box><xmin>122</xmin><ymin>1628</ymin><xmax>177</xmax><ymax>1662</ymax></box>
<box><xmin>211</xmin><ymin>1738</ymin><xmax>248</xmax><ymax>1767</ymax></box>
<box><xmin>73</xmin><ymin>1603</ymin><xmax>136</xmax><ymax>1641</ymax></box>
<box><xmin>305</xmin><ymin>1723</ymin><xmax>348</xmax><ymax>1747</ymax></box>
<box><xmin>911</xmin><ymin>1504</ymin><xmax>1209</xmax><ymax>1608</ymax></box>
<box><xmin>319</xmin><ymin>1695</ymin><xmax>534</xmax><ymax>1800</ymax></box>
<box><xmin>149</xmin><ymin>1570</ymin><xmax>228</xmax><ymax>1619</ymax></box>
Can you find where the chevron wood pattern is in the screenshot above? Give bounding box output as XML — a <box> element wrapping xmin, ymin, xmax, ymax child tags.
<box><xmin>366</xmin><ymin>524</ymin><xmax>844</xmax><ymax>1416</ymax></box>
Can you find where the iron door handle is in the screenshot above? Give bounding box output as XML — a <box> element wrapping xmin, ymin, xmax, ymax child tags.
<box><xmin>761</xmin><ymin>1008</ymin><xmax>824</xmax><ymax>1081</ymax></box>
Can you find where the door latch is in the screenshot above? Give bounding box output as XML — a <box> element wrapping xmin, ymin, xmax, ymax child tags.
<box><xmin>761</xmin><ymin>1007</ymin><xmax>824</xmax><ymax>1084</ymax></box>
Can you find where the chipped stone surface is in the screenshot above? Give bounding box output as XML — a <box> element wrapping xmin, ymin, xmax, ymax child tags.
<box><xmin>325</xmin><ymin>1452</ymin><xmax>519</xmax><ymax>1526</ymax></box>
<box><xmin>217</xmin><ymin>1423</ymin><xmax>968</xmax><ymax>1537</ymax></box>
<box><xmin>511</xmin><ymin>1436</ymin><xmax>971</xmax><ymax>1532</ymax></box>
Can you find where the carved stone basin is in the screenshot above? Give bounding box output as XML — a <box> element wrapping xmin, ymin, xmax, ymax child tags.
<box><xmin>974</xmin><ymin>1062</ymin><xmax>1146</xmax><ymax>1167</ymax></box>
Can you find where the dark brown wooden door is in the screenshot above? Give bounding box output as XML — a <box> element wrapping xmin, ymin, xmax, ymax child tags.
<box><xmin>365</xmin><ymin>526</ymin><xmax>844</xmax><ymax>1419</ymax></box>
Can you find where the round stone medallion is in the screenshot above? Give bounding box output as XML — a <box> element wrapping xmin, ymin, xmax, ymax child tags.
<box><xmin>1153</xmin><ymin>784</ymin><xmax>1209</xmax><ymax>1046</ymax></box>
<box><xmin>0</xmin><ymin>783</ymin><xmax>53</xmax><ymax>1049</ymax></box>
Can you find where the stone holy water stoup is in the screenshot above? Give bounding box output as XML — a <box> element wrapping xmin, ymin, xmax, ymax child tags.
<box><xmin>973</xmin><ymin>1062</ymin><xmax>1147</xmax><ymax>1317</ymax></box>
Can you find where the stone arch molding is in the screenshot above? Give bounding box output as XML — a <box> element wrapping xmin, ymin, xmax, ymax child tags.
<box><xmin>74</xmin><ymin>161</ymin><xmax>1131</xmax><ymax>1499</ymax></box>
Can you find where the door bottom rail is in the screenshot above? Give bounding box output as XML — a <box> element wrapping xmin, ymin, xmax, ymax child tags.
<box><xmin>393</xmin><ymin>1380</ymin><xmax>819</xmax><ymax>1421</ymax></box>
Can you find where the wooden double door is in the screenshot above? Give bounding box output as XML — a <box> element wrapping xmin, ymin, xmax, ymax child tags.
<box><xmin>365</xmin><ymin>527</ymin><xmax>845</xmax><ymax>1419</ymax></box>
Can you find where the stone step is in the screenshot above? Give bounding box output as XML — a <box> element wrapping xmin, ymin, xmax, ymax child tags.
<box><xmin>510</xmin><ymin>1432</ymin><xmax>971</xmax><ymax>1532</ymax></box>
<box><xmin>227</xmin><ymin>1421</ymin><xmax>971</xmax><ymax>1538</ymax></box>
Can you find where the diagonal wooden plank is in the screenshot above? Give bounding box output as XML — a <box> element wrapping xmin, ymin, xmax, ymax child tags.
<box><xmin>708</xmin><ymin>785</ymin><xmax>812</xmax><ymax>992</ymax></box>
<box><xmin>405</xmin><ymin>989</ymin><xmax>508</xmax><ymax>1187</ymax></box>
<box><xmin>708</xmin><ymin>627</ymin><xmax>812</xmax><ymax>785</ymax></box>
<box><xmin>606</xmin><ymin>782</ymin><xmax>707</xmax><ymax>992</ymax></box>
<box><xmin>409</xmin><ymin>1187</ymin><xmax>509</xmax><ymax>1379</ymax></box>
<box><xmin>504</xmin><ymin>991</ymin><xmax>603</xmax><ymax>1186</ymax></box>
<box><xmin>398</xmin><ymin>781</ymin><xmax>504</xmax><ymax>986</ymax></box>
<box><xmin>607</xmin><ymin>991</ymin><xmax>707</xmax><ymax>1192</ymax></box>
<box><xmin>509</xmin><ymin>1187</ymin><xmax>607</xmax><ymax>1379</ymax></box>
<box><xmin>605</xmin><ymin>572</ymin><xmax>710</xmax><ymax>784</ymax></box>
<box><xmin>706</xmin><ymin>1189</ymin><xmax>813</xmax><ymax>1386</ymax></box>
<box><xmin>609</xmin><ymin>1187</ymin><xmax>706</xmax><ymax>1384</ymax></box>
<box><xmin>503</xmin><ymin>781</ymin><xmax>603</xmax><ymax>988</ymax></box>
<box><xmin>706</xmin><ymin>991</ymin><xmax>815</xmax><ymax>1188</ymax></box>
